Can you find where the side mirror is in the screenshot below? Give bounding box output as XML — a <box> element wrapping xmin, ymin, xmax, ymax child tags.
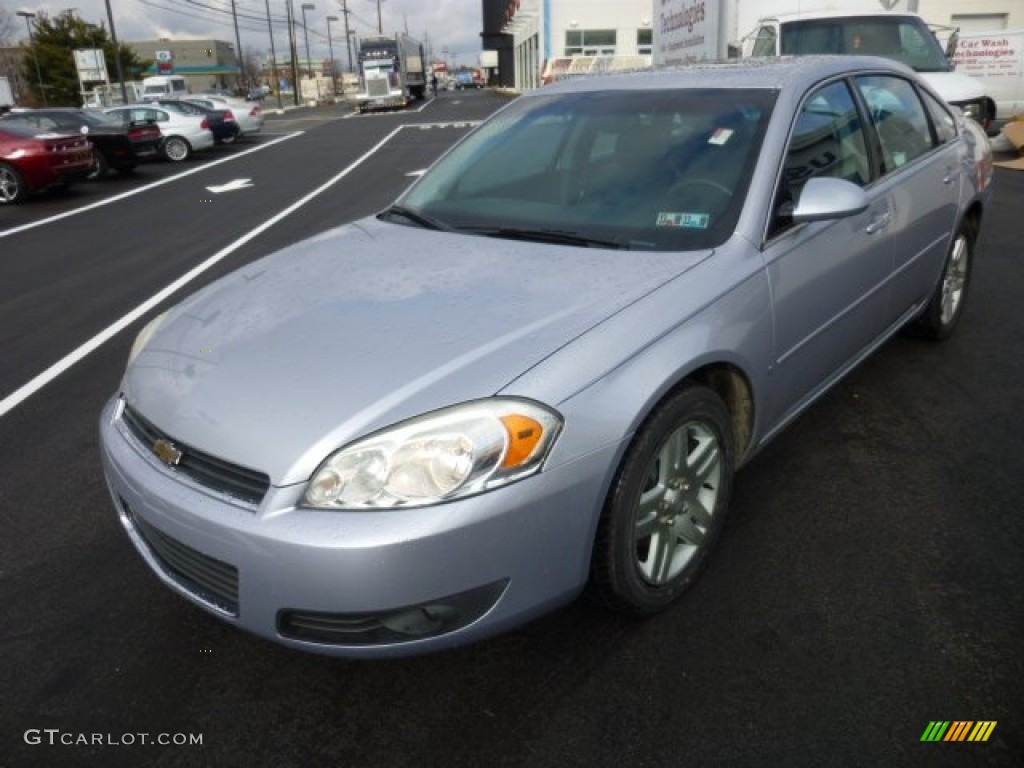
<box><xmin>945</xmin><ymin>29</ymin><xmax>960</xmax><ymax>60</ymax></box>
<box><xmin>792</xmin><ymin>177</ymin><xmax>869</xmax><ymax>223</ymax></box>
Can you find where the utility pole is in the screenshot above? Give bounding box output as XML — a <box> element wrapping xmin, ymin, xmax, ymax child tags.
<box><xmin>264</xmin><ymin>0</ymin><xmax>282</xmax><ymax>108</ymax></box>
<box><xmin>286</xmin><ymin>0</ymin><xmax>299</xmax><ymax>106</ymax></box>
<box><xmin>230</xmin><ymin>0</ymin><xmax>244</xmax><ymax>90</ymax></box>
<box><xmin>103</xmin><ymin>0</ymin><xmax>128</xmax><ymax>103</ymax></box>
<box><xmin>326</xmin><ymin>15</ymin><xmax>337</xmax><ymax>96</ymax></box>
<box><xmin>341</xmin><ymin>0</ymin><xmax>353</xmax><ymax>73</ymax></box>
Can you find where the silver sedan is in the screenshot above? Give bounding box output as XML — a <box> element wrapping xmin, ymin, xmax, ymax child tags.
<box><xmin>99</xmin><ymin>56</ymin><xmax>993</xmax><ymax>657</ymax></box>
<box><xmin>103</xmin><ymin>104</ymin><xmax>215</xmax><ymax>162</ymax></box>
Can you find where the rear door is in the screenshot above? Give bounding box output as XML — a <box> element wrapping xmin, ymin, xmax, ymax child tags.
<box><xmin>853</xmin><ymin>74</ymin><xmax>961</xmax><ymax>318</ymax></box>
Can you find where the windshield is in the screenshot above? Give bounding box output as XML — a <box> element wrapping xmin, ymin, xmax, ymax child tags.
<box><xmin>397</xmin><ymin>88</ymin><xmax>775</xmax><ymax>251</ymax></box>
<box><xmin>781</xmin><ymin>16</ymin><xmax>952</xmax><ymax>72</ymax></box>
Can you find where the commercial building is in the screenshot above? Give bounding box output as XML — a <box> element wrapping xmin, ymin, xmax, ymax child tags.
<box><xmin>481</xmin><ymin>0</ymin><xmax>1024</xmax><ymax>92</ymax></box>
<box><xmin>128</xmin><ymin>39</ymin><xmax>241</xmax><ymax>93</ymax></box>
<box><xmin>482</xmin><ymin>0</ymin><xmax>653</xmax><ymax>91</ymax></box>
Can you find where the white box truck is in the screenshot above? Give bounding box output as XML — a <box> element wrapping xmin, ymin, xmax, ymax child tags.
<box><xmin>354</xmin><ymin>34</ymin><xmax>427</xmax><ymax>113</ymax></box>
<box><xmin>653</xmin><ymin>0</ymin><xmax>996</xmax><ymax>128</ymax></box>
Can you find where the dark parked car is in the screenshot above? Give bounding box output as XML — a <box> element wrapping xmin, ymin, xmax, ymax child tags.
<box><xmin>0</xmin><ymin>121</ymin><xmax>93</xmax><ymax>203</ymax></box>
<box><xmin>0</xmin><ymin>108</ymin><xmax>161</xmax><ymax>179</ymax></box>
<box><xmin>101</xmin><ymin>56</ymin><xmax>993</xmax><ymax>657</ymax></box>
<box><xmin>155</xmin><ymin>99</ymin><xmax>241</xmax><ymax>144</ymax></box>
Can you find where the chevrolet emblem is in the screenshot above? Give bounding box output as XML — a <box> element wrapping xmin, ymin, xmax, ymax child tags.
<box><xmin>153</xmin><ymin>438</ymin><xmax>183</xmax><ymax>466</ymax></box>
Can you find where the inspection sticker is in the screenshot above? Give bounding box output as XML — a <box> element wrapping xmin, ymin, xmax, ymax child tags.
<box><xmin>656</xmin><ymin>212</ymin><xmax>710</xmax><ymax>229</ymax></box>
<box><xmin>708</xmin><ymin>127</ymin><xmax>734</xmax><ymax>145</ymax></box>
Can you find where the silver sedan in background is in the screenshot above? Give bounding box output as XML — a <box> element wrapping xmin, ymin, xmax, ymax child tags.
<box><xmin>103</xmin><ymin>104</ymin><xmax>215</xmax><ymax>162</ymax></box>
<box><xmin>184</xmin><ymin>95</ymin><xmax>265</xmax><ymax>139</ymax></box>
<box><xmin>100</xmin><ymin>56</ymin><xmax>993</xmax><ymax>657</ymax></box>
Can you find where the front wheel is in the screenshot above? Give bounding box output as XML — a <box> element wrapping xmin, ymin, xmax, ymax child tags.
<box><xmin>590</xmin><ymin>384</ymin><xmax>735</xmax><ymax>615</ymax></box>
<box><xmin>162</xmin><ymin>136</ymin><xmax>191</xmax><ymax>162</ymax></box>
<box><xmin>913</xmin><ymin>221</ymin><xmax>975</xmax><ymax>340</ymax></box>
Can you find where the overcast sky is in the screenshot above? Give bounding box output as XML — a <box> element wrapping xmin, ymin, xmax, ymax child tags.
<box><xmin>12</xmin><ymin>0</ymin><xmax>485</xmax><ymax>67</ymax></box>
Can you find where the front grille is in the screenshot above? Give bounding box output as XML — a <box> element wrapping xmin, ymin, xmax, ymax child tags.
<box><xmin>123</xmin><ymin>500</ymin><xmax>239</xmax><ymax>616</ymax></box>
<box><xmin>121</xmin><ymin>404</ymin><xmax>270</xmax><ymax>506</ymax></box>
<box><xmin>366</xmin><ymin>78</ymin><xmax>391</xmax><ymax>98</ymax></box>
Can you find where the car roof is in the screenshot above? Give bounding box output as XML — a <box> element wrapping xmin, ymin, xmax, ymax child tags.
<box><xmin>760</xmin><ymin>11</ymin><xmax>924</xmax><ymax>23</ymax></box>
<box><xmin>539</xmin><ymin>55</ymin><xmax>913</xmax><ymax>95</ymax></box>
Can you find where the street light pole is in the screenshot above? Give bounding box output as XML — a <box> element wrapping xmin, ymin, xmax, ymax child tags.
<box><xmin>326</xmin><ymin>15</ymin><xmax>337</xmax><ymax>98</ymax></box>
<box><xmin>375</xmin><ymin>0</ymin><xmax>383</xmax><ymax>34</ymax></box>
<box><xmin>16</xmin><ymin>10</ymin><xmax>46</xmax><ymax>106</ymax></box>
<box><xmin>300</xmin><ymin>3</ymin><xmax>315</xmax><ymax>87</ymax></box>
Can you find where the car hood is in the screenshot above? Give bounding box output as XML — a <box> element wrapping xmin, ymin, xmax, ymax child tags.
<box><xmin>123</xmin><ymin>218</ymin><xmax>710</xmax><ymax>486</ymax></box>
<box><xmin>918</xmin><ymin>71</ymin><xmax>984</xmax><ymax>104</ymax></box>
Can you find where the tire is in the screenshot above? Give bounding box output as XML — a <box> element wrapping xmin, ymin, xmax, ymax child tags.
<box><xmin>162</xmin><ymin>136</ymin><xmax>191</xmax><ymax>162</ymax></box>
<box><xmin>590</xmin><ymin>384</ymin><xmax>735</xmax><ymax>615</ymax></box>
<box><xmin>913</xmin><ymin>220</ymin><xmax>975</xmax><ymax>340</ymax></box>
<box><xmin>0</xmin><ymin>162</ymin><xmax>28</xmax><ymax>204</ymax></box>
<box><xmin>87</xmin><ymin>150</ymin><xmax>109</xmax><ymax>181</ymax></box>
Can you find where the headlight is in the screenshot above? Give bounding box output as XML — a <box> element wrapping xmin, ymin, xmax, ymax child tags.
<box><xmin>959</xmin><ymin>101</ymin><xmax>982</xmax><ymax>122</ymax></box>
<box><xmin>127</xmin><ymin>311</ymin><xmax>168</xmax><ymax>365</ymax></box>
<box><xmin>303</xmin><ymin>398</ymin><xmax>563</xmax><ymax>509</ymax></box>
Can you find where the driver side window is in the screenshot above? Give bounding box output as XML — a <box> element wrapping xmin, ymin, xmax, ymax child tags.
<box><xmin>771</xmin><ymin>79</ymin><xmax>870</xmax><ymax>238</ymax></box>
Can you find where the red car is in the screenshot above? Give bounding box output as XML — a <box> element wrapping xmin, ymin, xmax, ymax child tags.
<box><xmin>1</xmin><ymin>108</ymin><xmax>163</xmax><ymax>177</ymax></box>
<box><xmin>0</xmin><ymin>121</ymin><xmax>93</xmax><ymax>204</ymax></box>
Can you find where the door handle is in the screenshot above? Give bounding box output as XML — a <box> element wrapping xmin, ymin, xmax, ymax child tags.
<box><xmin>943</xmin><ymin>168</ymin><xmax>960</xmax><ymax>185</ymax></box>
<box><xmin>865</xmin><ymin>212</ymin><xmax>891</xmax><ymax>234</ymax></box>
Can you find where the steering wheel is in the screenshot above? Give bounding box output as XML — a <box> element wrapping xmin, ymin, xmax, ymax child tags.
<box><xmin>667</xmin><ymin>178</ymin><xmax>733</xmax><ymax>198</ymax></box>
<box><xmin>663</xmin><ymin>178</ymin><xmax>734</xmax><ymax>218</ymax></box>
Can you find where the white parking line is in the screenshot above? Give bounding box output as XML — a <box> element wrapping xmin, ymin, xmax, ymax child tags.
<box><xmin>0</xmin><ymin>132</ymin><xmax>303</xmax><ymax>240</ymax></box>
<box><xmin>0</xmin><ymin>125</ymin><xmax>408</xmax><ymax>419</ymax></box>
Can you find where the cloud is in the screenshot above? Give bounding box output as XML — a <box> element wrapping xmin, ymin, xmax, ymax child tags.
<box><xmin>19</xmin><ymin>0</ymin><xmax>484</xmax><ymax>65</ymax></box>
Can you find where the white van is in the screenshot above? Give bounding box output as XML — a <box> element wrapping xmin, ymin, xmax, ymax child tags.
<box><xmin>141</xmin><ymin>75</ymin><xmax>189</xmax><ymax>101</ymax></box>
<box><xmin>949</xmin><ymin>29</ymin><xmax>1024</xmax><ymax>123</ymax></box>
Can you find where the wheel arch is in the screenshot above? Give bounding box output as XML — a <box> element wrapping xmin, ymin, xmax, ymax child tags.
<box><xmin>684</xmin><ymin>362</ymin><xmax>756</xmax><ymax>466</ymax></box>
<box><xmin>961</xmin><ymin>200</ymin><xmax>983</xmax><ymax>243</ymax></box>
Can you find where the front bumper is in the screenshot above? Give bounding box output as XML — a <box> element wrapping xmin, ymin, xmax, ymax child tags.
<box><xmin>99</xmin><ymin>396</ymin><xmax>615</xmax><ymax>657</ymax></box>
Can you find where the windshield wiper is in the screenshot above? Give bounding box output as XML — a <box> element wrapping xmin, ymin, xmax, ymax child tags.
<box><xmin>467</xmin><ymin>226</ymin><xmax>630</xmax><ymax>250</ymax></box>
<box><xmin>377</xmin><ymin>205</ymin><xmax>451</xmax><ymax>231</ymax></box>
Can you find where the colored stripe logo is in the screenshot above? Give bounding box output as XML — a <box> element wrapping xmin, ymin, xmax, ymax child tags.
<box><xmin>921</xmin><ymin>721</ymin><xmax>997</xmax><ymax>742</ymax></box>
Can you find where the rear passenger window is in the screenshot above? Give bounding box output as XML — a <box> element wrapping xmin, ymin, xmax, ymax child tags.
<box><xmin>855</xmin><ymin>75</ymin><xmax>936</xmax><ymax>172</ymax></box>
<box><xmin>921</xmin><ymin>89</ymin><xmax>957</xmax><ymax>144</ymax></box>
